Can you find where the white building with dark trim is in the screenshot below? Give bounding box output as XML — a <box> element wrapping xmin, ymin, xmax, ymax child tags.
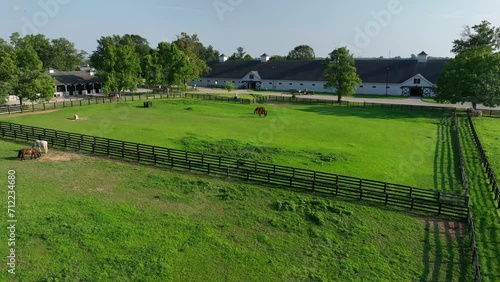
<box><xmin>189</xmin><ymin>51</ymin><xmax>448</xmax><ymax>97</ymax></box>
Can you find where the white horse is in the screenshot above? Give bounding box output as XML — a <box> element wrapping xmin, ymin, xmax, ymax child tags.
<box><xmin>32</xmin><ymin>140</ymin><xmax>48</xmax><ymax>154</ymax></box>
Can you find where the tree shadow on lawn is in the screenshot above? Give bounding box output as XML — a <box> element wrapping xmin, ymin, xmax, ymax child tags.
<box><xmin>293</xmin><ymin>105</ymin><xmax>448</xmax><ymax>120</ymax></box>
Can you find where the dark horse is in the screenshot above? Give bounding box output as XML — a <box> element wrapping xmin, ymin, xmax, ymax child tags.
<box><xmin>254</xmin><ymin>107</ymin><xmax>268</xmax><ymax>117</ymax></box>
<box><xmin>18</xmin><ymin>148</ymin><xmax>41</xmax><ymax>161</ymax></box>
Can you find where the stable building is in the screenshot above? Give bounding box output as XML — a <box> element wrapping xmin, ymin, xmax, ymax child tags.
<box><xmin>189</xmin><ymin>51</ymin><xmax>448</xmax><ymax>97</ymax></box>
<box><xmin>49</xmin><ymin>68</ymin><xmax>102</xmax><ymax>97</ymax></box>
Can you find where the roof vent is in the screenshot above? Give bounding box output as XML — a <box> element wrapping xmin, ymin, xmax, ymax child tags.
<box><xmin>260</xmin><ymin>53</ymin><xmax>270</xmax><ymax>63</ymax></box>
<box><xmin>418</xmin><ymin>51</ymin><xmax>428</xmax><ymax>63</ymax></box>
<box><xmin>219</xmin><ymin>54</ymin><xmax>228</xmax><ymax>63</ymax></box>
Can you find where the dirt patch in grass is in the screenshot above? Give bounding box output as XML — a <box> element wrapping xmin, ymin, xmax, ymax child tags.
<box><xmin>38</xmin><ymin>151</ymin><xmax>81</xmax><ymax>162</ymax></box>
<box><xmin>421</xmin><ymin>218</ymin><xmax>466</xmax><ymax>237</ymax></box>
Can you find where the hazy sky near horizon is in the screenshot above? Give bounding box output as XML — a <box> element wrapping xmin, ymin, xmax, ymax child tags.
<box><xmin>1</xmin><ymin>0</ymin><xmax>499</xmax><ymax>58</ymax></box>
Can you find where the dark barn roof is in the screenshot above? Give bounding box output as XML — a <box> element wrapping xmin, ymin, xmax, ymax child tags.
<box><xmin>50</xmin><ymin>71</ymin><xmax>101</xmax><ymax>85</ymax></box>
<box><xmin>204</xmin><ymin>58</ymin><xmax>449</xmax><ymax>84</ymax></box>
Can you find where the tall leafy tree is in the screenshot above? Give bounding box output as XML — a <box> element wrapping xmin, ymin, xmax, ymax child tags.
<box><xmin>90</xmin><ymin>36</ymin><xmax>141</xmax><ymax>95</ymax></box>
<box><xmin>11</xmin><ymin>45</ymin><xmax>55</xmax><ymax>105</ymax></box>
<box><xmin>172</xmin><ymin>33</ymin><xmax>210</xmax><ymax>82</ymax></box>
<box><xmin>452</xmin><ymin>20</ymin><xmax>500</xmax><ymax>54</ymax></box>
<box><xmin>121</xmin><ymin>34</ymin><xmax>151</xmax><ymax>57</ymax></box>
<box><xmin>156</xmin><ymin>42</ymin><xmax>191</xmax><ymax>92</ymax></box>
<box><xmin>323</xmin><ymin>47</ymin><xmax>361</xmax><ymax>103</ymax></box>
<box><xmin>204</xmin><ymin>45</ymin><xmax>220</xmax><ymax>61</ymax></box>
<box><xmin>229</xmin><ymin>47</ymin><xmax>252</xmax><ymax>60</ymax></box>
<box><xmin>287</xmin><ymin>45</ymin><xmax>316</xmax><ymax>60</ymax></box>
<box><xmin>0</xmin><ymin>48</ymin><xmax>17</xmax><ymax>102</ymax></box>
<box><xmin>142</xmin><ymin>51</ymin><xmax>162</xmax><ymax>87</ymax></box>
<box><xmin>50</xmin><ymin>38</ymin><xmax>86</xmax><ymax>70</ymax></box>
<box><xmin>435</xmin><ymin>46</ymin><xmax>500</xmax><ymax>109</ymax></box>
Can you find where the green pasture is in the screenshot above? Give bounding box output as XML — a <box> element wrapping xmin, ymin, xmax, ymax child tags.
<box><xmin>474</xmin><ymin>117</ymin><xmax>500</xmax><ymax>174</ymax></box>
<box><xmin>457</xmin><ymin>116</ymin><xmax>500</xmax><ymax>281</ymax></box>
<box><xmin>0</xmin><ymin>140</ymin><xmax>472</xmax><ymax>281</ymax></box>
<box><xmin>0</xmin><ymin>99</ymin><xmax>461</xmax><ymax>191</ymax></box>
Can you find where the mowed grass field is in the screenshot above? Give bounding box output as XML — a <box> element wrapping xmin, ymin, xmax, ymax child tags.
<box><xmin>0</xmin><ymin>99</ymin><xmax>461</xmax><ymax>192</ymax></box>
<box><xmin>457</xmin><ymin>116</ymin><xmax>500</xmax><ymax>281</ymax></box>
<box><xmin>474</xmin><ymin>117</ymin><xmax>500</xmax><ymax>174</ymax></box>
<box><xmin>0</xmin><ymin>140</ymin><xmax>472</xmax><ymax>281</ymax></box>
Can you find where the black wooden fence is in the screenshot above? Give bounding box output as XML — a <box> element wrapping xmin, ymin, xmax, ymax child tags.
<box><xmin>0</xmin><ymin>92</ymin><xmax>259</xmax><ymax>115</ymax></box>
<box><xmin>0</xmin><ymin>93</ymin><xmax>187</xmax><ymax>115</ymax></box>
<box><xmin>260</xmin><ymin>95</ymin><xmax>500</xmax><ymax>116</ymax></box>
<box><xmin>453</xmin><ymin>112</ymin><xmax>481</xmax><ymax>281</ymax></box>
<box><xmin>0</xmin><ymin>121</ymin><xmax>469</xmax><ymax>219</ymax></box>
<box><xmin>467</xmin><ymin>113</ymin><xmax>500</xmax><ymax>209</ymax></box>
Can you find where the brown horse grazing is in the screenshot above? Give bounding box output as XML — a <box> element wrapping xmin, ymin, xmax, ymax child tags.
<box><xmin>254</xmin><ymin>107</ymin><xmax>268</xmax><ymax>117</ymax></box>
<box><xmin>18</xmin><ymin>148</ymin><xmax>41</xmax><ymax>161</ymax></box>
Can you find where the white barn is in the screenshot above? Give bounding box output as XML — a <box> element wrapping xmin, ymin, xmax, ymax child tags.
<box><xmin>189</xmin><ymin>51</ymin><xmax>447</xmax><ymax>97</ymax></box>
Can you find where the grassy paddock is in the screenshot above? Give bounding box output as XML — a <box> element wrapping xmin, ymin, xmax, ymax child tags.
<box><xmin>0</xmin><ymin>140</ymin><xmax>472</xmax><ymax>281</ymax></box>
<box><xmin>457</xmin><ymin>116</ymin><xmax>500</xmax><ymax>281</ymax></box>
<box><xmin>473</xmin><ymin>117</ymin><xmax>500</xmax><ymax>173</ymax></box>
<box><xmin>0</xmin><ymin>99</ymin><xmax>460</xmax><ymax>191</ymax></box>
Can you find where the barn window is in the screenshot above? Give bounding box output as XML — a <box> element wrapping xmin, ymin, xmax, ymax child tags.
<box><xmin>372</xmin><ymin>86</ymin><xmax>377</xmax><ymax>88</ymax></box>
<box><xmin>359</xmin><ymin>85</ymin><xmax>364</xmax><ymax>88</ymax></box>
<box><xmin>312</xmin><ymin>84</ymin><xmax>316</xmax><ymax>86</ymax></box>
<box><xmin>289</xmin><ymin>83</ymin><xmax>293</xmax><ymax>85</ymax></box>
<box><xmin>269</xmin><ymin>82</ymin><xmax>272</xmax><ymax>85</ymax></box>
<box><xmin>279</xmin><ymin>83</ymin><xmax>282</xmax><ymax>85</ymax></box>
<box><xmin>300</xmin><ymin>83</ymin><xmax>304</xmax><ymax>86</ymax></box>
<box><xmin>249</xmin><ymin>75</ymin><xmax>255</xmax><ymax>79</ymax></box>
<box><xmin>414</xmin><ymin>78</ymin><xmax>421</xmax><ymax>84</ymax></box>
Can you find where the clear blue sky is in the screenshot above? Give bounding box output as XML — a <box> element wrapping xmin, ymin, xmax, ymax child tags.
<box><xmin>1</xmin><ymin>0</ymin><xmax>499</xmax><ymax>58</ymax></box>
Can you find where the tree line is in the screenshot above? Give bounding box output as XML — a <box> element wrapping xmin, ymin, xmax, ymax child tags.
<box><xmin>1</xmin><ymin>20</ymin><xmax>499</xmax><ymax>108</ymax></box>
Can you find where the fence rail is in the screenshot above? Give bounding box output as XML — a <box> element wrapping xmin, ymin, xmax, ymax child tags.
<box><xmin>0</xmin><ymin>92</ymin><xmax>259</xmax><ymax>116</ymax></box>
<box><xmin>0</xmin><ymin>121</ymin><xmax>468</xmax><ymax>219</ymax></box>
<box><xmin>258</xmin><ymin>95</ymin><xmax>500</xmax><ymax>116</ymax></box>
<box><xmin>466</xmin><ymin>113</ymin><xmax>500</xmax><ymax>209</ymax></box>
<box><xmin>453</xmin><ymin>112</ymin><xmax>481</xmax><ymax>281</ymax></box>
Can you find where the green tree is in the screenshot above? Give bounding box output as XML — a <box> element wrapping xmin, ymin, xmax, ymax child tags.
<box><xmin>11</xmin><ymin>46</ymin><xmax>55</xmax><ymax>105</ymax></box>
<box><xmin>156</xmin><ymin>42</ymin><xmax>191</xmax><ymax>93</ymax></box>
<box><xmin>323</xmin><ymin>47</ymin><xmax>361</xmax><ymax>103</ymax></box>
<box><xmin>270</xmin><ymin>55</ymin><xmax>287</xmax><ymax>61</ymax></box>
<box><xmin>225</xmin><ymin>81</ymin><xmax>234</xmax><ymax>92</ymax></box>
<box><xmin>0</xmin><ymin>48</ymin><xmax>17</xmax><ymax>102</ymax></box>
<box><xmin>229</xmin><ymin>47</ymin><xmax>252</xmax><ymax>60</ymax></box>
<box><xmin>50</xmin><ymin>38</ymin><xmax>86</xmax><ymax>70</ymax></box>
<box><xmin>121</xmin><ymin>34</ymin><xmax>151</xmax><ymax>57</ymax></box>
<box><xmin>142</xmin><ymin>52</ymin><xmax>162</xmax><ymax>87</ymax></box>
<box><xmin>452</xmin><ymin>20</ymin><xmax>500</xmax><ymax>54</ymax></box>
<box><xmin>287</xmin><ymin>45</ymin><xmax>315</xmax><ymax>60</ymax></box>
<box><xmin>90</xmin><ymin>36</ymin><xmax>141</xmax><ymax>95</ymax></box>
<box><xmin>204</xmin><ymin>45</ymin><xmax>220</xmax><ymax>61</ymax></box>
<box><xmin>172</xmin><ymin>33</ymin><xmax>210</xmax><ymax>83</ymax></box>
<box><xmin>434</xmin><ymin>46</ymin><xmax>500</xmax><ymax>109</ymax></box>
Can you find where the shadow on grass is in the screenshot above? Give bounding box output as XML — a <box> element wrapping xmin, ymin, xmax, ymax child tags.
<box><xmin>293</xmin><ymin>105</ymin><xmax>448</xmax><ymax>120</ymax></box>
<box><xmin>433</xmin><ymin>116</ymin><xmax>462</xmax><ymax>193</ymax></box>
<box><xmin>421</xmin><ymin>219</ymin><xmax>472</xmax><ymax>282</ymax></box>
<box><xmin>458</xmin><ymin>116</ymin><xmax>500</xmax><ymax>281</ymax></box>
